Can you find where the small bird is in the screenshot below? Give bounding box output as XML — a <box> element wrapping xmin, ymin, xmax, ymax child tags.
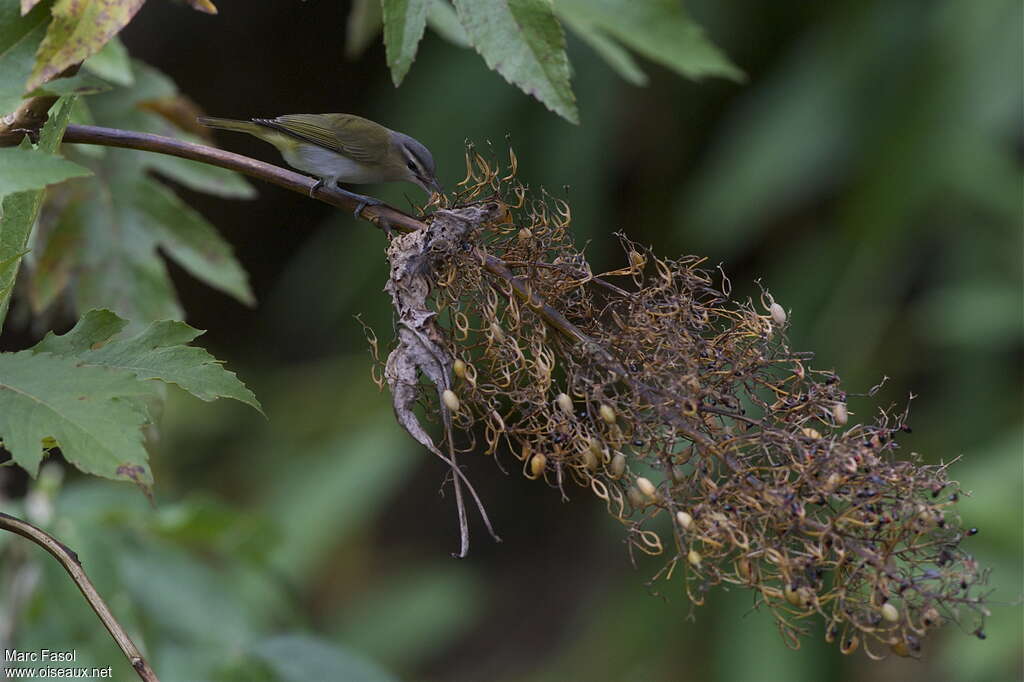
<box><xmin>196</xmin><ymin>113</ymin><xmax>442</xmax><ymax>216</ymax></box>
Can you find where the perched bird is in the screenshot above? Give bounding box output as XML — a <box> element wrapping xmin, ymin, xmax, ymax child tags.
<box><xmin>196</xmin><ymin>113</ymin><xmax>442</xmax><ymax>215</ymax></box>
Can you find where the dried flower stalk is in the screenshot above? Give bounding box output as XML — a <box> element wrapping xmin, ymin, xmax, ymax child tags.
<box><xmin>374</xmin><ymin>145</ymin><xmax>991</xmax><ymax>658</ymax></box>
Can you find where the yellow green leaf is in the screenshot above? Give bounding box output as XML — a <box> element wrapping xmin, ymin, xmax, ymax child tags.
<box><xmin>27</xmin><ymin>0</ymin><xmax>146</xmax><ymax>92</ymax></box>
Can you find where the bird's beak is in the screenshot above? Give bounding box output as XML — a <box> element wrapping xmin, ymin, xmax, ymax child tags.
<box><xmin>429</xmin><ymin>177</ymin><xmax>444</xmax><ymax>195</ymax></box>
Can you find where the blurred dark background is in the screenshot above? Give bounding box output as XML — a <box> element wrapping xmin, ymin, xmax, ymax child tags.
<box><xmin>5</xmin><ymin>1</ymin><xmax>1022</xmax><ymax>680</ymax></box>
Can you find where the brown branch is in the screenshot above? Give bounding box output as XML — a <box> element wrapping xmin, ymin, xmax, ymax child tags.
<box><xmin>0</xmin><ymin>65</ymin><xmax>80</xmax><ymax>147</ymax></box>
<box><xmin>60</xmin><ymin>124</ymin><xmax>423</xmax><ymax>235</ymax></box>
<box><xmin>0</xmin><ymin>513</ymin><xmax>159</xmax><ymax>682</ymax></box>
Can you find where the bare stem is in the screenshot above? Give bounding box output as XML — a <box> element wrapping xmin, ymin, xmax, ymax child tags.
<box><xmin>0</xmin><ymin>513</ymin><xmax>159</xmax><ymax>682</ymax></box>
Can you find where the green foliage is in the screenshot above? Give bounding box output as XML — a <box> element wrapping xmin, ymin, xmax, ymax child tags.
<box><xmin>368</xmin><ymin>0</ymin><xmax>741</xmax><ymax>122</ymax></box>
<box><xmin>26</xmin><ymin>60</ymin><xmax>255</xmax><ymax>323</ymax></box>
<box><xmin>0</xmin><ymin>349</ymin><xmax>154</xmax><ymax>482</ymax></box>
<box><xmin>0</xmin><ymin>0</ymin><xmax>48</xmax><ymax>114</ymax></box>
<box><xmin>27</xmin><ymin>0</ymin><xmax>145</xmax><ymax>91</ymax></box>
<box><xmin>0</xmin><ymin>95</ymin><xmax>77</xmax><ymax>328</ymax></box>
<box><xmin>34</xmin><ymin>308</ymin><xmax>260</xmax><ymax>410</ymax></box>
<box><xmin>454</xmin><ymin>0</ymin><xmax>577</xmax><ymax>122</ymax></box>
<box><xmin>0</xmin><ymin>308</ymin><xmax>257</xmax><ymax>484</ymax></box>
<box><xmin>556</xmin><ymin>0</ymin><xmax>744</xmax><ymax>82</ymax></box>
<box><xmin>381</xmin><ymin>0</ymin><xmax>428</xmax><ymax>86</ymax></box>
<box><xmin>26</xmin><ymin>70</ymin><xmax>112</xmax><ymax>96</ymax></box>
<box><xmin>0</xmin><ymin>145</ymin><xmax>89</xmax><ymax>196</ymax></box>
<box><xmin>80</xmin><ymin>35</ymin><xmax>134</xmax><ymax>86</ymax></box>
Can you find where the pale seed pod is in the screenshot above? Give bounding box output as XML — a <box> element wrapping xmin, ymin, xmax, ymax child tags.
<box><xmin>599</xmin><ymin>403</ymin><xmax>617</xmax><ymax>424</ymax></box>
<box><xmin>676</xmin><ymin>510</ymin><xmax>694</xmax><ymax>531</ymax></box>
<box><xmin>770</xmin><ymin>302</ymin><xmax>787</xmax><ymax>326</ymax></box>
<box><xmin>453</xmin><ymin>359</ymin><xmax>467</xmax><ymax>379</ymax></box>
<box><xmin>588</xmin><ymin>437</ymin><xmax>604</xmax><ymax>460</ymax></box>
<box><xmin>530</xmin><ymin>453</ymin><xmax>547</xmax><ymax>477</ymax></box>
<box><xmin>628</xmin><ymin>250</ymin><xmax>645</xmax><ymax>269</ymax></box>
<box><xmin>881</xmin><ymin>602</ymin><xmax>900</xmax><ymax>623</ymax></box>
<box><xmin>832</xmin><ymin>402</ymin><xmax>849</xmax><ymax>425</ymax></box>
<box><xmin>801</xmin><ymin>427</ymin><xmax>821</xmax><ymax>439</ymax></box>
<box><xmin>518</xmin><ymin>227</ymin><xmax>532</xmax><ymax>241</ymax></box>
<box><xmin>636</xmin><ymin>477</ymin><xmax>657</xmax><ymax>500</ymax></box>
<box><xmin>671</xmin><ymin>464</ymin><xmax>687</xmax><ymax>482</ymax></box>
<box><xmin>441</xmin><ymin>389</ymin><xmax>460</xmax><ymax>412</ymax></box>
<box><xmin>556</xmin><ymin>392</ymin><xmax>573</xmax><ymax>415</ymax></box>
<box><xmin>784</xmin><ymin>584</ymin><xmax>801</xmax><ymax>607</ymax></box>
<box><xmin>687</xmin><ymin>549</ymin><xmax>702</xmax><ymax>567</ymax></box>
<box><xmin>609</xmin><ymin>452</ymin><xmax>626</xmax><ymax>479</ymax></box>
<box><xmin>581</xmin><ymin>448</ymin><xmax>599</xmax><ymax>472</ymax></box>
<box><xmin>921</xmin><ymin>607</ymin><xmax>941</xmax><ymax>629</ymax></box>
<box><xmin>490</xmin><ymin>321</ymin><xmax>505</xmax><ymax>343</ymax></box>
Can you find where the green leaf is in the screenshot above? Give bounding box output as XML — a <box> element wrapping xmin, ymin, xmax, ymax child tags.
<box><xmin>0</xmin><ymin>350</ymin><xmax>154</xmax><ymax>482</ymax></box>
<box><xmin>560</xmin><ymin>14</ymin><xmax>647</xmax><ymax>86</ymax></box>
<box><xmin>453</xmin><ymin>0</ymin><xmax>578</xmax><ymax>123</ymax></box>
<box><xmin>34</xmin><ymin>309</ymin><xmax>262</xmax><ymax>412</ymax></box>
<box><xmin>345</xmin><ymin>0</ymin><xmax>382</xmax><ymax>59</ymax></box>
<box><xmin>0</xmin><ymin>146</ymin><xmax>90</xmax><ymax>197</ymax></box>
<box><xmin>27</xmin><ymin>70</ymin><xmax>112</xmax><ymax>96</ymax></box>
<box><xmin>426</xmin><ymin>0</ymin><xmax>469</xmax><ymax>47</ymax></box>
<box><xmin>134</xmin><ymin>181</ymin><xmax>255</xmax><ymax>305</ymax></box>
<box><xmin>0</xmin><ymin>95</ymin><xmax>77</xmax><ymax>329</ymax></box>
<box><xmin>382</xmin><ymin>0</ymin><xmax>428</xmax><ymax>86</ymax></box>
<box><xmin>81</xmin><ymin>35</ymin><xmax>134</xmax><ymax>86</ymax></box>
<box><xmin>0</xmin><ymin>0</ymin><xmax>49</xmax><ymax>115</ymax></box>
<box><xmin>29</xmin><ymin>61</ymin><xmax>255</xmax><ymax>323</ymax></box>
<box><xmin>27</xmin><ymin>0</ymin><xmax>146</xmax><ymax>92</ymax></box>
<box><xmin>555</xmin><ymin>0</ymin><xmax>743</xmax><ymax>82</ymax></box>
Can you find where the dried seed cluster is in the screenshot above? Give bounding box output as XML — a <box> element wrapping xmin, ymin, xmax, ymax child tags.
<box><xmin>379</xmin><ymin>146</ymin><xmax>990</xmax><ymax>658</ymax></box>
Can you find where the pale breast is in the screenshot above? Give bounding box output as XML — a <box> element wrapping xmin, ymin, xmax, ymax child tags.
<box><xmin>282</xmin><ymin>144</ymin><xmax>387</xmax><ymax>185</ymax></box>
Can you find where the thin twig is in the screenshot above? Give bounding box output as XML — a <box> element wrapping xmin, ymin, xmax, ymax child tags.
<box><xmin>60</xmin><ymin>124</ymin><xmax>423</xmax><ymax>234</ymax></box>
<box><xmin>0</xmin><ymin>513</ymin><xmax>159</xmax><ymax>682</ymax></box>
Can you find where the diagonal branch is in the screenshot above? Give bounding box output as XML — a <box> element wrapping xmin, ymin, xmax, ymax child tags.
<box><xmin>0</xmin><ymin>513</ymin><xmax>159</xmax><ymax>682</ymax></box>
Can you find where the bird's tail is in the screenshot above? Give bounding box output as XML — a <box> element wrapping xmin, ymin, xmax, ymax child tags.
<box><xmin>196</xmin><ymin>116</ymin><xmax>262</xmax><ymax>135</ymax></box>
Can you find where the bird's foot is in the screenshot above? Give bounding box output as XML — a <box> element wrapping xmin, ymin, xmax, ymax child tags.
<box><xmin>352</xmin><ymin>196</ymin><xmax>383</xmax><ymax>219</ymax></box>
<box><xmin>308</xmin><ymin>178</ymin><xmax>325</xmax><ymax>198</ymax></box>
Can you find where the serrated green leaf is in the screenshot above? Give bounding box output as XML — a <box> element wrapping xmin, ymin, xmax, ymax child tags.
<box><xmin>27</xmin><ymin>70</ymin><xmax>112</xmax><ymax>96</ymax></box>
<box><xmin>454</xmin><ymin>0</ymin><xmax>578</xmax><ymax>123</ymax></box>
<box><xmin>30</xmin><ymin>61</ymin><xmax>255</xmax><ymax>323</ymax></box>
<box><xmin>136</xmin><ymin>181</ymin><xmax>255</xmax><ymax>305</ymax></box>
<box><xmin>28</xmin><ymin>0</ymin><xmax>146</xmax><ymax>92</ymax></box>
<box><xmin>81</xmin><ymin>35</ymin><xmax>133</xmax><ymax>86</ymax></box>
<box><xmin>382</xmin><ymin>0</ymin><xmax>428</xmax><ymax>86</ymax></box>
<box><xmin>560</xmin><ymin>13</ymin><xmax>647</xmax><ymax>86</ymax></box>
<box><xmin>345</xmin><ymin>0</ymin><xmax>382</xmax><ymax>59</ymax></box>
<box><xmin>0</xmin><ymin>95</ymin><xmax>76</xmax><ymax>329</ymax></box>
<box><xmin>555</xmin><ymin>0</ymin><xmax>743</xmax><ymax>82</ymax></box>
<box><xmin>34</xmin><ymin>309</ymin><xmax>262</xmax><ymax>412</ymax></box>
<box><xmin>0</xmin><ymin>350</ymin><xmax>154</xmax><ymax>483</ymax></box>
<box><xmin>426</xmin><ymin>0</ymin><xmax>469</xmax><ymax>47</ymax></box>
<box><xmin>0</xmin><ymin>0</ymin><xmax>49</xmax><ymax>115</ymax></box>
<box><xmin>0</xmin><ymin>147</ymin><xmax>90</xmax><ymax>197</ymax></box>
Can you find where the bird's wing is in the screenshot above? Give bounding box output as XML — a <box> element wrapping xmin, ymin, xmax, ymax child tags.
<box><xmin>262</xmin><ymin>114</ymin><xmax>384</xmax><ymax>163</ymax></box>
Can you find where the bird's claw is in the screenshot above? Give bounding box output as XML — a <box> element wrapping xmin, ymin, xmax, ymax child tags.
<box><xmin>309</xmin><ymin>179</ymin><xmax>324</xmax><ymax>198</ymax></box>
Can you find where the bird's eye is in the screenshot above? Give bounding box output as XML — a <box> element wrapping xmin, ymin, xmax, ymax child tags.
<box><xmin>407</xmin><ymin>161</ymin><xmax>417</xmax><ymax>171</ymax></box>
